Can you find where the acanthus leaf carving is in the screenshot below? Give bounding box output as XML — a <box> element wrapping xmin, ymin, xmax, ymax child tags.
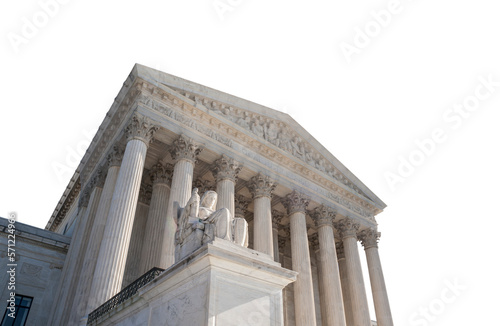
<box><xmin>126</xmin><ymin>113</ymin><xmax>159</xmax><ymax>145</ymax></box>
<box><xmin>310</xmin><ymin>204</ymin><xmax>336</xmax><ymax>228</ymax></box>
<box><xmin>282</xmin><ymin>190</ymin><xmax>310</xmax><ymax>215</ymax></box>
<box><xmin>169</xmin><ymin>135</ymin><xmax>203</xmax><ymax>164</ymax></box>
<box><xmin>149</xmin><ymin>162</ymin><xmax>173</xmax><ymax>185</ymax></box>
<box><xmin>358</xmin><ymin>228</ymin><xmax>381</xmax><ymax>249</ymax></box>
<box><xmin>248</xmin><ymin>173</ymin><xmax>276</xmax><ymax>199</ymax></box>
<box><xmin>334</xmin><ymin>217</ymin><xmax>360</xmax><ymax>240</ymax></box>
<box><xmin>211</xmin><ymin>154</ymin><xmax>242</xmax><ymax>183</ymax></box>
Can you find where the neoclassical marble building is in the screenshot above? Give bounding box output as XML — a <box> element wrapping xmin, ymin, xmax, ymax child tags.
<box><xmin>43</xmin><ymin>64</ymin><xmax>392</xmax><ymax>326</ymax></box>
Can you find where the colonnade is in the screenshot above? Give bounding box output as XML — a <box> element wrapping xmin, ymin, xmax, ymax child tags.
<box><xmin>50</xmin><ymin>112</ymin><xmax>393</xmax><ymax>326</ymax></box>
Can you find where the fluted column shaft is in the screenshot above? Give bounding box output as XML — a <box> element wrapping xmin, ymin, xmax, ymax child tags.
<box><xmin>360</xmin><ymin>230</ymin><xmax>393</xmax><ymax>326</ymax></box>
<box><xmin>89</xmin><ymin>138</ymin><xmax>148</xmax><ymax>308</ymax></box>
<box><xmin>216</xmin><ymin>179</ymin><xmax>234</xmax><ymax>214</ymax></box>
<box><xmin>272</xmin><ymin>226</ymin><xmax>280</xmax><ymax>263</ymax></box>
<box><xmin>87</xmin><ymin>114</ymin><xmax>158</xmax><ymax>312</ymax></box>
<box><xmin>272</xmin><ymin>211</ymin><xmax>284</xmax><ymax>263</ymax></box>
<box><xmin>311</xmin><ymin>205</ymin><xmax>346</xmax><ymax>326</ymax></box>
<box><xmin>336</xmin><ymin>218</ymin><xmax>371</xmax><ymax>326</ymax></box>
<box><xmin>123</xmin><ymin>200</ymin><xmax>150</xmax><ymax>286</ymax></box>
<box><xmin>289</xmin><ymin>211</ymin><xmax>317</xmax><ymax>326</ymax></box>
<box><xmin>283</xmin><ymin>190</ymin><xmax>316</xmax><ymax>326</ymax></box>
<box><xmin>234</xmin><ymin>195</ymin><xmax>250</xmax><ymax>248</ymax></box>
<box><xmin>248</xmin><ymin>173</ymin><xmax>276</xmax><ymax>257</ymax></box>
<box><xmin>317</xmin><ymin>225</ymin><xmax>346</xmax><ymax>326</ymax></box>
<box><xmin>253</xmin><ymin>196</ymin><xmax>273</xmax><ymax>256</ymax></box>
<box><xmin>337</xmin><ymin>243</ymin><xmax>355</xmax><ymax>326</ymax></box>
<box><xmin>60</xmin><ymin>185</ymin><xmax>103</xmax><ymax>326</ymax></box>
<box><xmin>141</xmin><ymin>163</ymin><xmax>172</xmax><ymax>273</ymax></box>
<box><xmin>161</xmin><ymin>135</ymin><xmax>201</xmax><ymax>268</ymax></box>
<box><xmin>140</xmin><ymin>183</ymin><xmax>169</xmax><ymax>272</ymax></box>
<box><xmin>71</xmin><ymin>164</ymin><xmax>120</xmax><ymax>324</ymax></box>
<box><xmin>312</xmin><ymin>242</ymin><xmax>327</xmax><ymax>326</ymax></box>
<box><xmin>49</xmin><ymin>184</ymin><xmax>96</xmax><ymax>326</ymax></box>
<box><xmin>162</xmin><ymin>159</ymin><xmax>194</xmax><ymax>267</ymax></box>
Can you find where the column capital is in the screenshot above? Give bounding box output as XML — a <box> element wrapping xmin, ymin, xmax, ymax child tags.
<box><xmin>107</xmin><ymin>145</ymin><xmax>125</xmax><ymax>167</ymax></box>
<box><xmin>248</xmin><ymin>173</ymin><xmax>276</xmax><ymax>199</ymax></box>
<box><xmin>211</xmin><ymin>154</ymin><xmax>242</xmax><ymax>183</ymax></box>
<box><xmin>310</xmin><ymin>204</ymin><xmax>336</xmax><ymax>228</ymax></box>
<box><xmin>234</xmin><ymin>194</ymin><xmax>250</xmax><ymax>218</ymax></box>
<box><xmin>358</xmin><ymin>228</ymin><xmax>381</xmax><ymax>249</ymax></box>
<box><xmin>169</xmin><ymin>134</ymin><xmax>203</xmax><ymax>164</ymax></box>
<box><xmin>125</xmin><ymin>113</ymin><xmax>159</xmax><ymax>146</ymax></box>
<box><xmin>149</xmin><ymin>162</ymin><xmax>173</xmax><ymax>185</ymax></box>
<box><xmin>334</xmin><ymin>217</ymin><xmax>360</xmax><ymax>240</ymax></box>
<box><xmin>282</xmin><ymin>190</ymin><xmax>310</xmax><ymax>215</ymax></box>
<box><xmin>138</xmin><ymin>183</ymin><xmax>152</xmax><ymax>205</ymax></box>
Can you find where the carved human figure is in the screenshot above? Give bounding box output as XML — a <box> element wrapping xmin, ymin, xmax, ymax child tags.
<box><xmin>279</xmin><ymin>127</ymin><xmax>293</xmax><ymax>152</ymax></box>
<box><xmin>250</xmin><ymin>117</ymin><xmax>265</xmax><ymax>138</ymax></box>
<box><xmin>236</xmin><ymin>113</ymin><xmax>251</xmax><ymax>129</ymax></box>
<box><xmin>198</xmin><ymin>190</ymin><xmax>232</xmax><ymax>241</ymax></box>
<box><xmin>176</xmin><ymin>189</ymin><xmax>248</xmax><ymax>248</ymax></box>
<box><xmin>291</xmin><ymin>136</ymin><xmax>305</xmax><ymax>159</ymax></box>
<box><xmin>266</xmin><ymin>120</ymin><xmax>279</xmax><ymax>145</ymax></box>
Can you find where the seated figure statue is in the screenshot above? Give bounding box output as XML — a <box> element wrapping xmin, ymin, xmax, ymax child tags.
<box><xmin>175</xmin><ymin>188</ymin><xmax>248</xmax><ymax>261</ymax></box>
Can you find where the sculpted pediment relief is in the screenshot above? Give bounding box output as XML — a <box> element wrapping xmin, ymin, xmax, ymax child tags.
<box><xmin>166</xmin><ymin>86</ymin><xmax>371</xmax><ymax>202</ymax></box>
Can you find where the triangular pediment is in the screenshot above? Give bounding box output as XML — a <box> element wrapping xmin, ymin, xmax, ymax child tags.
<box><xmin>134</xmin><ymin>64</ymin><xmax>386</xmax><ymax>212</ymax></box>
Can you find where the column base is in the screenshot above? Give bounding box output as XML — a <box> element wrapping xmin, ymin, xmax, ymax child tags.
<box><xmin>90</xmin><ymin>238</ymin><xmax>297</xmax><ymax>326</ymax></box>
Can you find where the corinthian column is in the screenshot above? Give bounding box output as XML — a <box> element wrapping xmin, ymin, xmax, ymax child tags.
<box><xmin>87</xmin><ymin>114</ymin><xmax>158</xmax><ymax>312</ymax></box>
<box><xmin>336</xmin><ymin>242</ymin><xmax>355</xmax><ymax>326</ymax></box>
<box><xmin>234</xmin><ymin>194</ymin><xmax>250</xmax><ymax>248</ymax></box>
<box><xmin>335</xmin><ymin>217</ymin><xmax>371</xmax><ymax>326</ymax></box>
<box><xmin>248</xmin><ymin>173</ymin><xmax>276</xmax><ymax>257</ymax></box>
<box><xmin>272</xmin><ymin>210</ymin><xmax>284</xmax><ymax>263</ymax></box>
<box><xmin>161</xmin><ymin>135</ymin><xmax>202</xmax><ymax>268</ymax></box>
<box><xmin>212</xmin><ymin>154</ymin><xmax>247</xmax><ymax>246</ymax></box>
<box><xmin>140</xmin><ymin>162</ymin><xmax>173</xmax><ymax>273</ymax></box>
<box><xmin>49</xmin><ymin>178</ymin><xmax>99</xmax><ymax>326</ymax></box>
<box><xmin>311</xmin><ymin>205</ymin><xmax>346</xmax><ymax>326</ymax></box>
<box><xmin>70</xmin><ymin>146</ymin><xmax>123</xmax><ymax>325</ymax></box>
<box><xmin>359</xmin><ymin>229</ymin><xmax>393</xmax><ymax>326</ymax></box>
<box><xmin>212</xmin><ymin>154</ymin><xmax>241</xmax><ymax>215</ymax></box>
<box><xmin>123</xmin><ymin>183</ymin><xmax>152</xmax><ymax>286</ymax></box>
<box><xmin>282</xmin><ymin>190</ymin><xmax>316</xmax><ymax>326</ymax></box>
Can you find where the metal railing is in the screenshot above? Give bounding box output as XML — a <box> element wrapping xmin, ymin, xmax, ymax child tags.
<box><xmin>87</xmin><ymin>267</ymin><xmax>164</xmax><ymax>324</ymax></box>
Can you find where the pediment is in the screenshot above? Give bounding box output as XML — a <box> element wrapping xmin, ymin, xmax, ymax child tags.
<box><xmin>134</xmin><ymin>64</ymin><xmax>386</xmax><ymax>212</ymax></box>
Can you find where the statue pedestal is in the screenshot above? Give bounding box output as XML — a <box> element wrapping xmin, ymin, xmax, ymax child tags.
<box><xmin>93</xmin><ymin>238</ymin><xmax>297</xmax><ymax>326</ymax></box>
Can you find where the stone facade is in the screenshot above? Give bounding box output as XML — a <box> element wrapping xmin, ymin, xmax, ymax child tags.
<box><xmin>5</xmin><ymin>64</ymin><xmax>394</xmax><ymax>326</ymax></box>
<box><xmin>0</xmin><ymin>217</ymin><xmax>70</xmax><ymax>326</ymax></box>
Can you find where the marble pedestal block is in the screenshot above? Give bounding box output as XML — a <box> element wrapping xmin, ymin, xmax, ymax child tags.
<box><xmin>92</xmin><ymin>238</ymin><xmax>297</xmax><ymax>326</ymax></box>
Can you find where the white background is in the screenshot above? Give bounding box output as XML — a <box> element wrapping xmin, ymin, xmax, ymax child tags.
<box><xmin>1</xmin><ymin>0</ymin><xmax>499</xmax><ymax>324</ymax></box>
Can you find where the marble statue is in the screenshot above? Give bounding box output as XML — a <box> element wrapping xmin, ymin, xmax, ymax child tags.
<box><xmin>175</xmin><ymin>188</ymin><xmax>248</xmax><ymax>261</ymax></box>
